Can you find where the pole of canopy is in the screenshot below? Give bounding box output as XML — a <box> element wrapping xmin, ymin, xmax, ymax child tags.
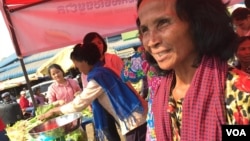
<box><xmin>1</xmin><ymin>0</ymin><xmax>37</xmax><ymax>108</ymax></box>
<box><xmin>18</xmin><ymin>56</ymin><xmax>38</xmax><ymax>109</ymax></box>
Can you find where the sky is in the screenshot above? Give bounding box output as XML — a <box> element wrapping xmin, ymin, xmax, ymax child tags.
<box><xmin>0</xmin><ymin>11</ymin><xmax>15</xmax><ymax>61</ymax></box>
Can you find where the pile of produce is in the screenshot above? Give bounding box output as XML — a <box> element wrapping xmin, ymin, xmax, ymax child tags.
<box><xmin>5</xmin><ymin>104</ymin><xmax>92</xmax><ymax>141</ymax></box>
<box><xmin>5</xmin><ymin>117</ymin><xmax>42</xmax><ymax>141</ymax></box>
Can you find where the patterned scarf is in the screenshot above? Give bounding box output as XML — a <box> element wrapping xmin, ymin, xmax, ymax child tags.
<box><xmin>87</xmin><ymin>62</ymin><xmax>144</xmax><ymax>140</ymax></box>
<box><xmin>152</xmin><ymin>56</ymin><xmax>227</xmax><ymax>141</ymax></box>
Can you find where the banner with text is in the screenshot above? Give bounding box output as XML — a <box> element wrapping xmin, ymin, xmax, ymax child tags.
<box><xmin>5</xmin><ymin>0</ymin><xmax>138</xmax><ymax>56</ymax></box>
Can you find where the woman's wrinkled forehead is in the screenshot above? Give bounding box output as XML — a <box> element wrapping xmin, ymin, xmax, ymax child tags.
<box><xmin>138</xmin><ymin>0</ymin><xmax>175</xmax><ymax>17</ymax></box>
<box><xmin>138</xmin><ymin>0</ymin><xmax>174</xmax><ymax>10</ymax></box>
<box><xmin>138</xmin><ymin>0</ymin><xmax>176</xmax><ymax>26</ymax></box>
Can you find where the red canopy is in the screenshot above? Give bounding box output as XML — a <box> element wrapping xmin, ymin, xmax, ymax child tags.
<box><xmin>4</xmin><ymin>0</ymin><xmax>244</xmax><ymax>5</ymax></box>
<box><xmin>5</xmin><ymin>0</ymin><xmax>41</xmax><ymax>4</ymax></box>
<box><xmin>1</xmin><ymin>0</ymin><xmax>138</xmax><ymax>56</ymax></box>
<box><xmin>0</xmin><ymin>0</ymin><xmax>244</xmax><ymax>57</ymax></box>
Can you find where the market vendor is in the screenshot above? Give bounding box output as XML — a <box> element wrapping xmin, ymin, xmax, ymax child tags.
<box><xmin>38</xmin><ymin>43</ymin><xmax>148</xmax><ymax>141</ymax></box>
<box><xmin>0</xmin><ymin>118</ymin><xmax>9</xmax><ymax>141</ymax></box>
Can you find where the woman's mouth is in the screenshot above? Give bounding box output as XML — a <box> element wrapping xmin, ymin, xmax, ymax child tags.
<box><xmin>153</xmin><ymin>50</ymin><xmax>170</xmax><ymax>62</ymax></box>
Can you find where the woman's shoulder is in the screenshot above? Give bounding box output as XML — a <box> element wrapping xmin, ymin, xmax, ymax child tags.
<box><xmin>67</xmin><ymin>78</ymin><xmax>76</xmax><ymax>82</ymax></box>
<box><xmin>67</xmin><ymin>78</ymin><xmax>80</xmax><ymax>85</ymax></box>
<box><xmin>47</xmin><ymin>82</ymin><xmax>57</xmax><ymax>91</ymax></box>
<box><xmin>67</xmin><ymin>78</ymin><xmax>81</xmax><ymax>91</ymax></box>
<box><xmin>226</xmin><ymin>67</ymin><xmax>250</xmax><ymax>124</ymax></box>
<box><xmin>105</xmin><ymin>52</ymin><xmax>119</xmax><ymax>57</ymax></box>
<box><xmin>105</xmin><ymin>53</ymin><xmax>122</xmax><ymax>61</ymax></box>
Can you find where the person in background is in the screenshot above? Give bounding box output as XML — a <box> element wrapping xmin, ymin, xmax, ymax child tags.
<box><xmin>245</xmin><ymin>0</ymin><xmax>250</xmax><ymax>8</ymax></box>
<box><xmin>231</xmin><ymin>7</ymin><xmax>250</xmax><ymax>37</ymax></box>
<box><xmin>33</xmin><ymin>87</ymin><xmax>47</xmax><ymax>105</ymax></box>
<box><xmin>38</xmin><ymin>43</ymin><xmax>148</xmax><ymax>141</ymax></box>
<box><xmin>234</xmin><ymin>36</ymin><xmax>250</xmax><ymax>74</ymax></box>
<box><xmin>47</xmin><ymin>64</ymin><xmax>82</xmax><ymax>104</ymax></box>
<box><xmin>1</xmin><ymin>92</ymin><xmax>16</xmax><ymax>104</ymax></box>
<box><xmin>121</xmin><ymin>18</ymin><xmax>162</xmax><ymax>140</ymax></box>
<box><xmin>137</xmin><ymin>0</ymin><xmax>250</xmax><ymax>141</ymax></box>
<box><xmin>0</xmin><ymin>118</ymin><xmax>9</xmax><ymax>141</ymax></box>
<box><xmin>19</xmin><ymin>91</ymin><xmax>35</xmax><ymax>117</ymax></box>
<box><xmin>81</xmin><ymin>32</ymin><xmax>124</xmax><ymax>88</ymax></box>
<box><xmin>81</xmin><ymin>32</ymin><xmax>124</xmax><ymax>141</ymax></box>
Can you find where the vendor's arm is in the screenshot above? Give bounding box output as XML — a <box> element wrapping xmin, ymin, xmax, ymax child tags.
<box><xmin>60</xmin><ymin>80</ymin><xmax>103</xmax><ymax>114</ymax></box>
<box><xmin>38</xmin><ymin>80</ymin><xmax>103</xmax><ymax>120</ymax></box>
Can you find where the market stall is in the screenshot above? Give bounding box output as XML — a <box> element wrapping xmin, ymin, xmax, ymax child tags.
<box><xmin>5</xmin><ymin>104</ymin><xmax>93</xmax><ymax>141</ymax></box>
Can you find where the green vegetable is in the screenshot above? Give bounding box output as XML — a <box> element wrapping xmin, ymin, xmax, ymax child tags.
<box><xmin>65</xmin><ymin>127</ymin><xmax>87</xmax><ymax>141</ymax></box>
<box><xmin>35</xmin><ymin>104</ymin><xmax>54</xmax><ymax>116</ymax></box>
<box><xmin>81</xmin><ymin>108</ymin><xmax>93</xmax><ymax>118</ymax></box>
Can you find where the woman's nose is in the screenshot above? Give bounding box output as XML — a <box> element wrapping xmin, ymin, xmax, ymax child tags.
<box><xmin>147</xmin><ymin>30</ymin><xmax>160</xmax><ymax>49</ymax></box>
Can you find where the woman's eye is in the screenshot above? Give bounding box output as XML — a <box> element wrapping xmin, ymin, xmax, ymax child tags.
<box><xmin>140</xmin><ymin>26</ymin><xmax>148</xmax><ymax>34</ymax></box>
<box><xmin>157</xmin><ymin>19</ymin><xmax>169</xmax><ymax>28</ymax></box>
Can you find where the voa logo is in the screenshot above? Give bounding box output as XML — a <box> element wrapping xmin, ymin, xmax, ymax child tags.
<box><xmin>226</xmin><ymin>129</ymin><xmax>246</xmax><ymax>136</ymax></box>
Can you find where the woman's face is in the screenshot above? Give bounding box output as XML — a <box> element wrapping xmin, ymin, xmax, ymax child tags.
<box><xmin>91</xmin><ymin>37</ymin><xmax>104</xmax><ymax>56</ymax></box>
<box><xmin>233</xmin><ymin>16</ymin><xmax>250</xmax><ymax>31</ymax></box>
<box><xmin>138</xmin><ymin>0</ymin><xmax>197</xmax><ymax>70</ymax></box>
<box><xmin>72</xmin><ymin>60</ymin><xmax>92</xmax><ymax>75</ymax></box>
<box><xmin>35</xmin><ymin>89</ymin><xmax>41</xmax><ymax>94</ymax></box>
<box><xmin>49</xmin><ymin>68</ymin><xmax>64</xmax><ymax>82</ymax></box>
<box><xmin>236</xmin><ymin>39</ymin><xmax>250</xmax><ymax>65</ymax></box>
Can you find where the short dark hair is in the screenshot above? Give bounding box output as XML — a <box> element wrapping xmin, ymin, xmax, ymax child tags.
<box><xmin>232</xmin><ymin>7</ymin><xmax>250</xmax><ymax>21</ymax></box>
<box><xmin>70</xmin><ymin>43</ymin><xmax>101</xmax><ymax>65</ymax></box>
<box><xmin>83</xmin><ymin>32</ymin><xmax>107</xmax><ymax>55</ymax></box>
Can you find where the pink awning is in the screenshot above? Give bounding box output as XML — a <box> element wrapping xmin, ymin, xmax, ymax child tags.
<box><xmin>1</xmin><ymin>0</ymin><xmax>138</xmax><ymax>56</ymax></box>
<box><xmin>0</xmin><ymin>0</ymin><xmax>244</xmax><ymax>56</ymax></box>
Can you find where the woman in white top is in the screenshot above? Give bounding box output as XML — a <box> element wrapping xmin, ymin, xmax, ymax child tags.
<box><xmin>38</xmin><ymin>43</ymin><xmax>148</xmax><ymax>141</ymax></box>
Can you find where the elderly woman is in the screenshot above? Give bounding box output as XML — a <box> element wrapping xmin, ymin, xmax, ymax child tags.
<box><xmin>137</xmin><ymin>0</ymin><xmax>250</xmax><ymax>141</ymax></box>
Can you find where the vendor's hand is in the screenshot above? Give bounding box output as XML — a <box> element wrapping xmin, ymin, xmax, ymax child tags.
<box><xmin>52</xmin><ymin>100</ymin><xmax>65</xmax><ymax>107</ymax></box>
<box><xmin>37</xmin><ymin>107</ymin><xmax>61</xmax><ymax>121</ymax></box>
<box><xmin>87</xmin><ymin>105</ymin><xmax>92</xmax><ymax>112</ymax></box>
<box><xmin>74</xmin><ymin>91</ymin><xmax>82</xmax><ymax>96</ymax></box>
<box><xmin>37</xmin><ymin>110</ymin><xmax>54</xmax><ymax>121</ymax></box>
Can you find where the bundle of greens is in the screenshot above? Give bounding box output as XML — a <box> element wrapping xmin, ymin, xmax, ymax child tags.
<box><xmin>6</xmin><ymin>104</ymin><xmax>91</xmax><ymax>141</ymax></box>
<box><xmin>5</xmin><ymin>117</ymin><xmax>43</xmax><ymax>141</ymax></box>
